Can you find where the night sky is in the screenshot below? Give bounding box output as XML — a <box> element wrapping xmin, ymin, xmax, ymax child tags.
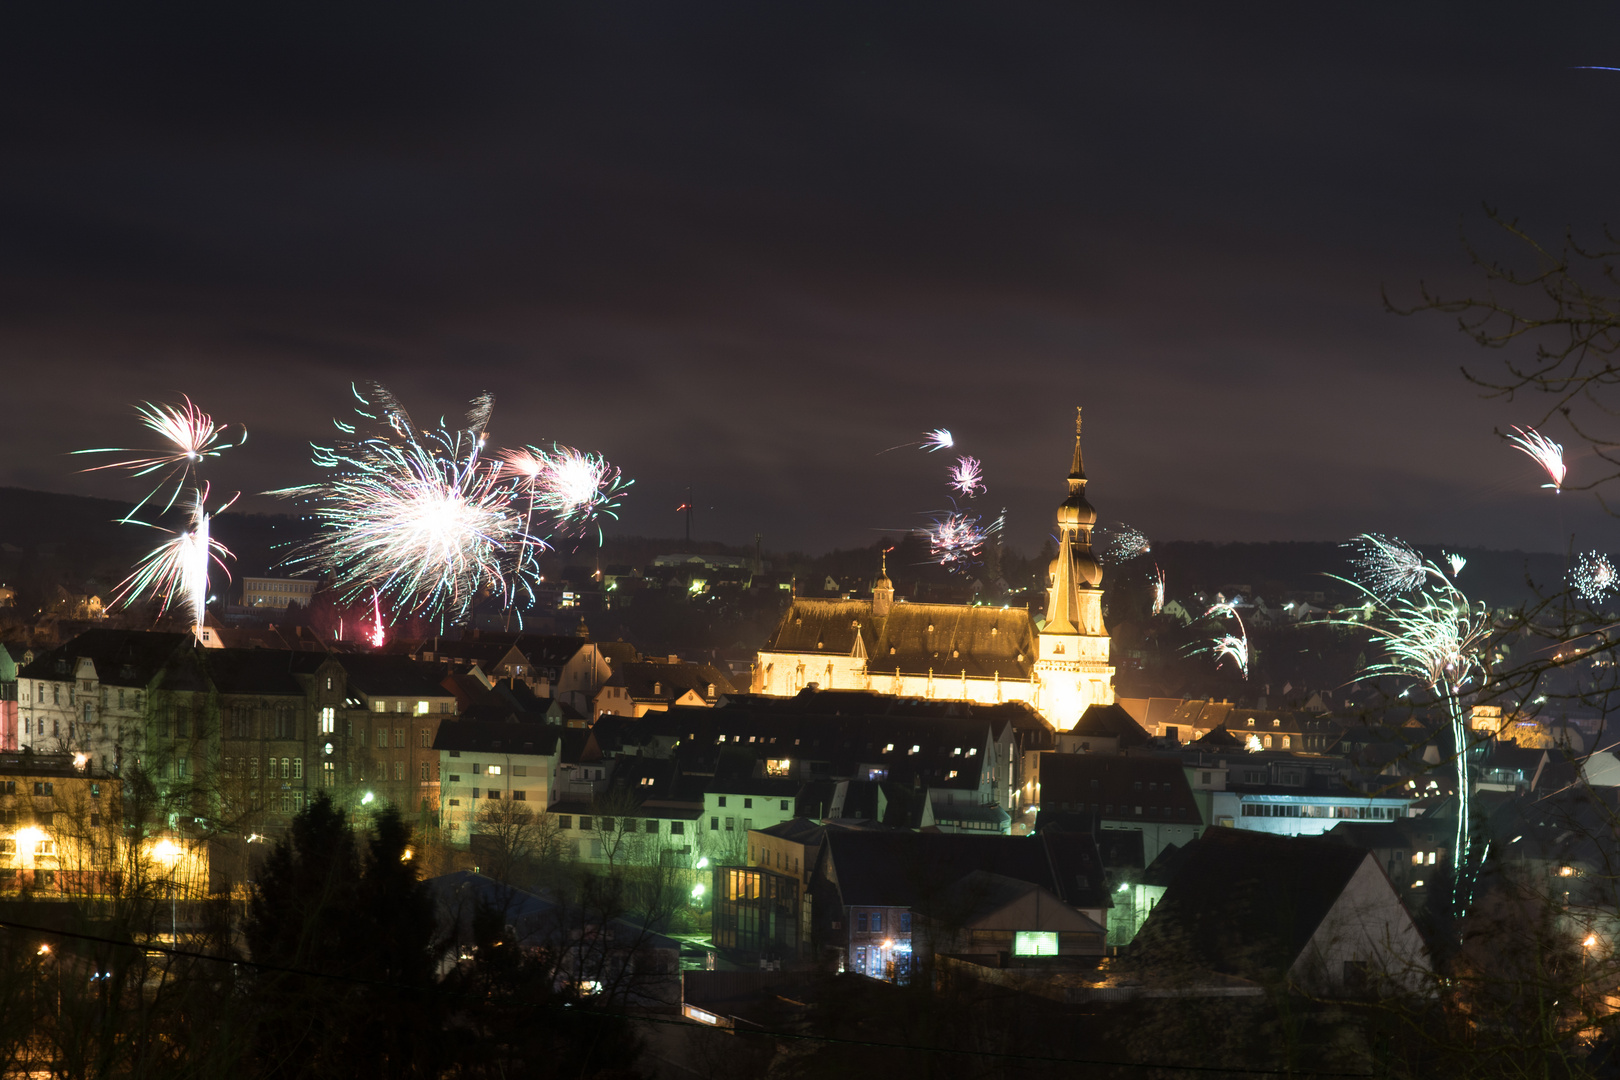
<box><xmin>5</xmin><ymin>3</ymin><xmax>1620</xmax><ymax>558</ymax></box>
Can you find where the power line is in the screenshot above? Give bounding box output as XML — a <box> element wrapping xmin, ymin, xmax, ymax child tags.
<box><xmin>0</xmin><ymin>916</ymin><xmax>1374</xmax><ymax>1077</ymax></box>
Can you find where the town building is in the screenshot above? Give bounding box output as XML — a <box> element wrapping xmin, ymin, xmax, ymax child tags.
<box><xmin>0</xmin><ymin>750</ymin><xmax>119</xmax><ymax>895</ymax></box>
<box><xmin>16</xmin><ymin>629</ymin><xmax>461</xmax><ymax>839</ymax></box>
<box><xmin>240</xmin><ymin>576</ymin><xmax>318</xmax><ymax>610</ymax></box>
<box><xmin>434</xmin><ymin>721</ymin><xmax>562</xmax><ymax>847</ymax></box>
<box><xmin>808</xmin><ymin>830</ymin><xmax>1111</xmax><ymax>980</ymax></box>
<box><xmin>753</xmin><ymin>409</ymin><xmax>1115</xmax><ymax>730</ymax></box>
<box><xmin>1034</xmin><ymin>752</ymin><xmax>1204</xmax><ymax>864</ymax></box>
<box><xmin>1127</xmin><ymin>828</ymin><xmax>1432</xmax><ymax>996</ymax></box>
<box><xmin>591</xmin><ymin>656</ymin><xmax>738</xmax><ymax>721</ymax></box>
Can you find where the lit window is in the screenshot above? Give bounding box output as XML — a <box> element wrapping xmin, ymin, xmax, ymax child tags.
<box><xmin>487</xmin><ymin>765</ymin><xmax>502</xmax><ymax>776</ymax></box>
<box><xmin>1014</xmin><ymin>931</ymin><xmax>1058</xmax><ymax>956</ymax></box>
<box><xmin>320</xmin><ymin>707</ymin><xmax>335</xmax><ymax>734</ymax></box>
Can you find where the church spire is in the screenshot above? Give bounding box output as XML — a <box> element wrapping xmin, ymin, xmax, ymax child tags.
<box><xmin>1070</xmin><ymin>406</ymin><xmax>1086</xmax><ymax>482</ymax></box>
<box><xmin>1046</xmin><ymin>406</ymin><xmax>1101</xmax><ymax>633</ymax></box>
<box><xmin>872</xmin><ymin>545</ymin><xmax>895</xmax><ymax>618</ymax></box>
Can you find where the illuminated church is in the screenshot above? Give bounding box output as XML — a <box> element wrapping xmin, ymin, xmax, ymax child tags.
<box><xmin>752</xmin><ymin>409</ymin><xmax>1115</xmax><ymax>730</ymax></box>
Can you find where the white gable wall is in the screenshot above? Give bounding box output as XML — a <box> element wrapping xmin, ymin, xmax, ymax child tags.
<box><xmin>1290</xmin><ymin>854</ymin><xmax>1432</xmax><ymax>995</ymax></box>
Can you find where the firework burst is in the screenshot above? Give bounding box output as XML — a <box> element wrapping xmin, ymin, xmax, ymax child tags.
<box><xmin>533</xmin><ymin>446</ymin><xmax>633</xmax><ymax>541</ymax></box>
<box><xmin>1344</xmin><ymin>533</ymin><xmax>1431</xmax><ymax>596</ymax></box>
<box><xmin>1328</xmin><ymin>556</ymin><xmax>1492</xmax><ymax>920</ymax></box>
<box><xmin>1151</xmin><ymin>565</ymin><xmax>1166</xmax><ymax>616</ymax></box>
<box><xmin>1445</xmin><ymin>552</ymin><xmax>1467</xmax><ymax>577</ymax></box>
<box><xmin>1506</xmin><ymin>425</ymin><xmax>1566</xmax><ymax>490</ymax></box>
<box><xmin>276</xmin><ymin>386</ymin><xmax>543</xmax><ymax>625</ymax></box>
<box><xmin>1209</xmin><ymin>633</ymin><xmax>1250</xmax><ymax>678</ymax></box>
<box><xmin>947</xmin><ymin>456</ymin><xmax>986</xmax><ymax>498</ymax></box>
<box><xmin>924</xmin><ymin>509</ymin><xmax>998</xmax><ymax>572</ymax></box>
<box><xmin>74</xmin><ymin>396</ymin><xmax>247</xmax><ymax>520</ymax></box>
<box><xmin>278</xmin><ymin>385</ymin><xmax>630</xmax><ymax>627</ymax></box>
<box><xmin>1573</xmin><ymin>551</ymin><xmax>1619</xmax><ymax>604</ymax></box>
<box><xmin>1189</xmin><ymin>597</ymin><xmax>1250</xmax><ymax>678</ymax></box>
<box><xmin>1097</xmin><ymin>523</ymin><xmax>1151</xmax><ymax>567</ymax></box>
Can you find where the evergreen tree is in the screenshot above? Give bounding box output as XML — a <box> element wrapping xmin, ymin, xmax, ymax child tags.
<box><xmin>244</xmin><ymin>793</ymin><xmax>444</xmax><ymax>1078</ymax></box>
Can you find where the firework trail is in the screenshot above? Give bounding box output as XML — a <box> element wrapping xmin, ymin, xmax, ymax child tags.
<box><xmin>74</xmin><ymin>396</ymin><xmax>247</xmax><ymax>520</ymax></box>
<box><xmin>368</xmin><ymin>590</ymin><xmax>387</xmax><ymax>649</ymax></box>
<box><xmin>923</xmin><ymin>509</ymin><xmax>998</xmax><ymax>572</ymax></box>
<box><xmin>1445</xmin><ymin>552</ymin><xmax>1467</xmax><ymax>577</ymax></box>
<box><xmin>1344</xmin><ymin>533</ymin><xmax>1431</xmax><ymax>596</ymax></box>
<box><xmin>947</xmin><ymin>456</ymin><xmax>986</xmax><ymax>498</ymax></box>
<box><xmin>1151</xmin><ymin>565</ymin><xmax>1166</xmax><ymax>616</ymax></box>
<box><xmin>880</xmin><ymin>428</ymin><xmax>955</xmax><ymax>455</ymax></box>
<box><xmin>1506</xmin><ymin>425</ymin><xmax>1566</xmax><ymax>491</ymax></box>
<box><xmin>1572</xmin><ymin>551</ymin><xmax>1619</xmax><ymax>604</ymax></box>
<box><xmin>111</xmin><ymin>487</ymin><xmax>237</xmax><ymax>629</ymax></box>
<box><xmin>1327</xmin><ymin>556</ymin><xmax>1492</xmax><ymax>921</ymax></box>
<box><xmin>1097</xmin><ymin>523</ymin><xmax>1151</xmax><ymax>567</ymax></box>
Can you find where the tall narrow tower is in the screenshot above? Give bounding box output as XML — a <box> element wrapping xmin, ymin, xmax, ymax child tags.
<box><xmin>1033</xmin><ymin>408</ymin><xmax>1116</xmax><ymax>727</ymax></box>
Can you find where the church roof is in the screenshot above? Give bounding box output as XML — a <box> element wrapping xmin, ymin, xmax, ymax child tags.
<box><xmin>762</xmin><ymin>599</ymin><xmax>1037</xmax><ymax>681</ymax></box>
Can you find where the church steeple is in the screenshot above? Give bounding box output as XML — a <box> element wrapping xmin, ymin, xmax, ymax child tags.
<box><xmin>871</xmin><ymin>547</ymin><xmax>894</xmax><ymax>618</ymax></box>
<box><xmin>1047</xmin><ymin>408</ymin><xmax>1101</xmax><ymax>633</ymax></box>
<box><xmin>1035</xmin><ymin>406</ymin><xmax>1116</xmax><ymax>728</ymax></box>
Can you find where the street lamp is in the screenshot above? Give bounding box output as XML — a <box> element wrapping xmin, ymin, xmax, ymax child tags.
<box><xmin>152</xmin><ymin>839</ymin><xmax>182</xmax><ymax>944</ymax></box>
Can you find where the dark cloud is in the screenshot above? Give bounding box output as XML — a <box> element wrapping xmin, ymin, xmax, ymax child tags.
<box><xmin>3</xmin><ymin>2</ymin><xmax>1620</xmax><ymax>557</ymax></box>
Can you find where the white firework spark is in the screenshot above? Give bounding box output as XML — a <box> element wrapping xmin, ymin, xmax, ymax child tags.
<box><xmin>1097</xmin><ymin>523</ymin><xmax>1151</xmax><ymax>567</ymax></box>
<box><xmin>1151</xmin><ymin>565</ymin><xmax>1166</xmax><ymax>616</ymax></box>
<box><xmin>1445</xmin><ymin>552</ymin><xmax>1467</xmax><ymax>577</ymax></box>
<box><xmin>1506</xmin><ymin>425</ymin><xmax>1566</xmax><ymax>490</ymax></box>
<box><xmin>1344</xmin><ymin>533</ymin><xmax>1431</xmax><ymax>596</ymax></box>
<box><xmin>921</xmin><ymin>428</ymin><xmax>954</xmax><ymax>453</ymax></box>
<box><xmin>1573</xmin><ymin>551</ymin><xmax>1619</xmax><ymax>604</ymax></box>
<box><xmin>947</xmin><ymin>456</ymin><xmax>986</xmax><ymax>498</ymax></box>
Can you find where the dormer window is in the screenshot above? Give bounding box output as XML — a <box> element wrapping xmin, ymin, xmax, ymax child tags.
<box><xmin>653</xmin><ymin>682</ymin><xmax>661</xmax><ymax>695</ymax></box>
<box><xmin>1246</xmin><ymin>718</ymin><xmax>1255</xmax><ymax>727</ymax></box>
<box><xmin>1272</xmin><ymin>719</ymin><xmax>1281</xmax><ymax>728</ymax></box>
